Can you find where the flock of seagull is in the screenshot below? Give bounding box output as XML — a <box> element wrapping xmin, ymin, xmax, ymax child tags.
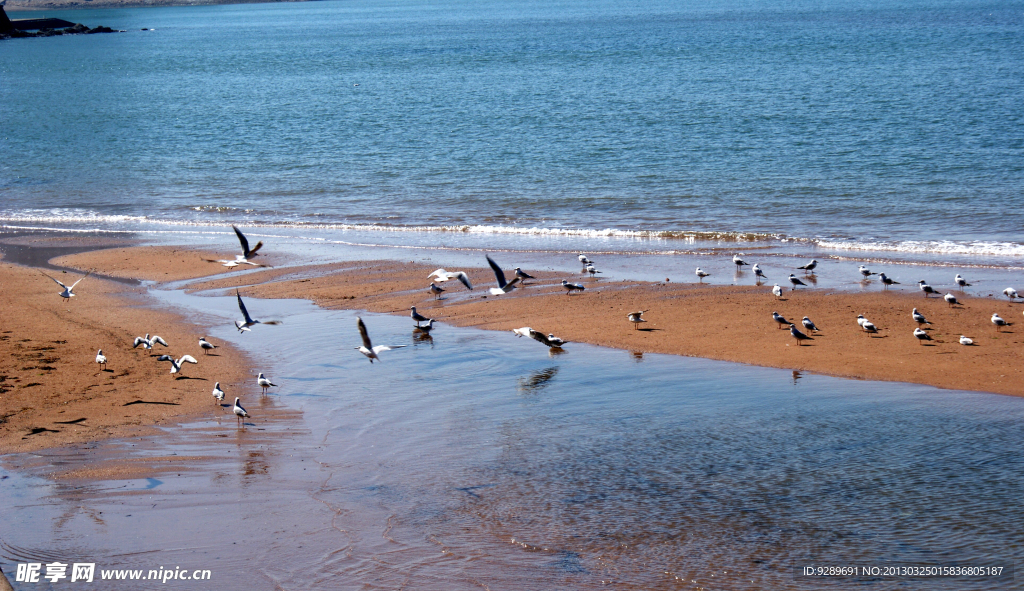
<box><xmin>41</xmin><ymin>227</ymin><xmax>1024</xmax><ymax>427</ymax></box>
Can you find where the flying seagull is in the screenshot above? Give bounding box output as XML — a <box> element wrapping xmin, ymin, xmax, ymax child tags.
<box><xmin>355</xmin><ymin>317</ymin><xmax>406</xmax><ymax>363</ymax></box>
<box><xmin>486</xmin><ymin>255</ymin><xmax>520</xmax><ymax>295</ymax></box>
<box><xmin>257</xmin><ymin>372</ymin><xmax>277</xmax><ymax>394</ymax></box>
<box><xmin>513</xmin><ymin>327</ymin><xmax>567</xmax><ymax>349</ymax></box>
<box><xmin>562</xmin><ymin>279</ymin><xmax>585</xmax><ymax>294</ymax></box>
<box><xmin>233</xmin><ymin>397</ymin><xmax>249</xmax><ymax>427</ymax></box>
<box><xmin>133</xmin><ymin>334</ymin><xmax>169</xmax><ymax>349</ymax></box>
<box><xmin>235</xmin><ymin>289</ymin><xmax>281</xmax><ymax>332</ymax></box>
<box><xmin>913</xmin><ymin>327</ymin><xmax>932</xmax><ymax>344</ymax></box>
<box><xmin>213</xmin><ymin>382</ymin><xmax>225</xmax><ymax>403</ymax></box>
<box><xmin>42</xmin><ymin>270</ymin><xmax>91</xmax><ymax>302</ymax></box>
<box><xmin>955</xmin><ymin>274</ymin><xmax>971</xmax><ymax>290</ymax></box>
<box><xmin>627</xmin><ymin>310</ymin><xmax>648</xmax><ymax>330</ymax></box>
<box><xmin>428</xmin><ymin>269</ymin><xmax>473</xmax><ymax>290</ymax></box>
<box><xmin>796</xmin><ymin>259</ymin><xmax>818</xmax><ymax>274</ymax></box>
<box><xmin>156</xmin><ymin>354</ymin><xmax>198</xmax><ymax>374</ymax></box>
<box><xmin>695</xmin><ymin>268</ymin><xmax>710</xmax><ymax>282</ymax></box>
<box><xmin>202</xmin><ymin>225</ymin><xmax>266</xmax><ymax>267</ymax></box>
<box><xmin>789</xmin><ymin>324</ymin><xmax>813</xmax><ymax>345</ymax></box>
<box><xmin>199</xmin><ymin>337</ymin><xmax>217</xmax><ymax>355</ymax></box>
<box><xmin>95</xmin><ymin>349</ymin><xmax>107</xmax><ymax>370</ymax></box>
<box><xmin>788</xmin><ymin>274</ymin><xmax>807</xmax><ymax>290</ymax></box>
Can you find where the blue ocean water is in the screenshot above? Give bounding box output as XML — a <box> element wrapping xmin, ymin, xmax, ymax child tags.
<box><xmin>2</xmin><ymin>0</ymin><xmax>1023</xmax><ymax>259</ymax></box>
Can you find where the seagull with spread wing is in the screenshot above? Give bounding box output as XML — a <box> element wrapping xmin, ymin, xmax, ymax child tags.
<box><xmin>42</xmin><ymin>270</ymin><xmax>91</xmax><ymax>302</ymax></box>
<box><xmin>156</xmin><ymin>354</ymin><xmax>198</xmax><ymax>374</ymax></box>
<box><xmin>203</xmin><ymin>226</ymin><xmax>267</xmax><ymax>268</ymax></box>
<box><xmin>235</xmin><ymin>289</ymin><xmax>281</xmax><ymax>333</ymax></box>
<box><xmin>355</xmin><ymin>317</ymin><xmax>406</xmax><ymax>363</ymax></box>
<box><xmin>486</xmin><ymin>255</ymin><xmax>520</xmax><ymax>295</ymax></box>
<box><xmin>428</xmin><ymin>269</ymin><xmax>473</xmax><ymax>290</ymax></box>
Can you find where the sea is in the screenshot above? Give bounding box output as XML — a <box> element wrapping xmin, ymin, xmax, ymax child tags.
<box><xmin>2</xmin><ymin>0</ymin><xmax>1024</xmax><ymax>589</ymax></box>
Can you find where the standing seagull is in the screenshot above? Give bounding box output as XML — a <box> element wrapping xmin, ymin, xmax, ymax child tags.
<box><xmin>772</xmin><ymin>284</ymin><xmax>783</xmax><ymax>298</ymax></box>
<box><xmin>879</xmin><ymin>273</ymin><xmax>899</xmax><ymax>289</ymax></box>
<box><xmin>788</xmin><ymin>274</ymin><xmax>807</xmax><ymax>290</ymax></box>
<box><xmin>992</xmin><ymin>313</ymin><xmax>1011</xmax><ymax>331</ymax></box>
<box><xmin>801</xmin><ymin>317</ymin><xmax>819</xmax><ymax>332</ymax></box>
<box><xmin>95</xmin><ymin>349</ymin><xmax>107</xmax><ymax>370</ymax></box>
<box><xmin>796</xmin><ymin>260</ymin><xmax>818</xmax><ymax>274</ymax></box>
<box><xmin>856</xmin><ymin>314</ymin><xmax>868</xmax><ymax>328</ymax></box>
<box><xmin>233</xmin><ymin>397</ymin><xmax>249</xmax><ymax>427</ymax></box>
<box><xmin>944</xmin><ymin>293</ymin><xmax>960</xmax><ymax>307</ymax></box>
<box><xmin>257</xmin><ymin>372</ymin><xmax>277</xmax><ymax>394</ymax></box>
<box><xmin>912</xmin><ymin>308</ymin><xmax>931</xmax><ymax>325</ymax></box>
<box><xmin>355</xmin><ymin>317</ymin><xmax>406</xmax><ymax>363</ymax></box>
<box><xmin>913</xmin><ymin>328</ymin><xmax>932</xmax><ymax>345</ymax></box>
<box><xmin>918</xmin><ymin>280</ymin><xmax>936</xmax><ymax>298</ymax></box>
<box><xmin>514</xmin><ymin>268</ymin><xmax>536</xmax><ymax>284</ymax></box>
<box><xmin>695</xmin><ymin>268</ymin><xmax>710</xmax><ymax>282</ymax></box>
<box><xmin>772</xmin><ymin>311</ymin><xmax>790</xmax><ymax>329</ymax></box>
<box><xmin>42</xmin><ymin>270</ymin><xmax>91</xmax><ymax>302</ymax></box>
<box><xmin>428</xmin><ymin>283</ymin><xmax>445</xmax><ymax>299</ymax></box>
<box><xmin>428</xmin><ymin>269</ymin><xmax>473</xmax><ymax>290</ymax></box>
<box><xmin>733</xmin><ymin>254</ymin><xmax>750</xmax><ymax>267</ymax></box>
<box><xmin>199</xmin><ymin>337</ymin><xmax>218</xmax><ymax>355</ymax></box>
<box><xmin>1003</xmin><ymin>287</ymin><xmax>1018</xmax><ymax>300</ymax></box>
<box><xmin>156</xmin><ymin>354</ymin><xmax>198</xmax><ymax>375</ymax></box>
<box><xmin>562</xmin><ymin>280</ymin><xmax>585</xmax><ymax>295</ymax></box>
<box><xmin>212</xmin><ymin>382</ymin><xmax>225</xmax><ymax>403</ymax></box>
<box><xmin>410</xmin><ymin>306</ymin><xmax>431</xmax><ymax>327</ymax></box>
<box><xmin>858</xmin><ymin>265</ymin><xmax>877</xmax><ymax>279</ymax></box>
<box><xmin>861</xmin><ymin>319</ymin><xmax>879</xmax><ymax>334</ymax></box>
<box><xmin>789</xmin><ymin>324</ymin><xmax>813</xmax><ymax>345</ymax></box>
<box><xmin>235</xmin><ymin>289</ymin><xmax>281</xmax><ymax>333</ymax></box>
<box><xmin>486</xmin><ymin>255</ymin><xmax>520</xmax><ymax>295</ymax></box>
<box><xmin>627</xmin><ymin>310</ymin><xmax>648</xmax><ymax>330</ymax></box>
<box><xmin>752</xmin><ymin>263</ymin><xmax>767</xmax><ymax>283</ymax></box>
<box><xmin>584</xmin><ymin>263</ymin><xmax>602</xmax><ymax>278</ymax></box>
<box><xmin>578</xmin><ymin>254</ymin><xmax>592</xmax><ymax>265</ymax></box>
<box><xmin>955</xmin><ymin>274</ymin><xmax>971</xmax><ymax>290</ymax></box>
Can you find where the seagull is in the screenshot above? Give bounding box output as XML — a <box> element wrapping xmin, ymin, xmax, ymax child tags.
<box><xmin>695</xmin><ymin>268</ymin><xmax>710</xmax><ymax>282</ymax></box>
<box><xmin>856</xmin><ymin>314</ymin><xmax>868</xmax><ymax>328</ymax></box>
<box><xmin>879</xmin><ymin>273</ymin><xmax>899</xmax><ymax>289</ymax></box>
<box><xmin>133</xmin><ymin>334</ymin><xmax>169</xmax><ymax>349</ymax></box>
<box><xmin>772</xmin><ymin>284</ymin><xmax>783</xmax><ymax>298</ymax></box>
<box><xmin>772</xmin><ymin>311</ymin><xmax>790</xmax><ymax>329</ymax></box>
<box><xmin>584</xmin><ymin>263</ymin><xmax>602</xmax><ymax>278</ymax></box>
<box><xmin>752</xmin><ymin>263</ymin><xmax>767</xmax><ymax>282</ymax></box>
<box><xmin>955</xmin><ymin>274</ymin><xmax>971</xmax><ymax>290</ymax></box>
<box><xmin>486</xmin><ymin>255</ymin><xmax>520</xmax><ymax>295</ymax></box>
<box><xmin>202</xmin><ymin>225</ymin><xmax>266</xmax><ymax>267</ymax></box>
<box><xmin>959</xmin><ymin>335</ymin><xmax>974</xmax><ymax>346</ymax></box>
<box><xmin>513</xmin><ymin>327</ymin><xmax>566</xmax><ymax>349</ymax></box>
<box><xmin>912</xmin><ymin>308</ymin><xmax>931</xmax><ymax>325</ymax></box>
<box><xmin>913</xmin><ymin>327</ymin><xmax>932</xmax><ymax>344</ymax></box>
<box><xmin>627</xmin><ymin>310</ymin><xmax>648</xmax><ymax>330</ymax></box>
<box><xmin>858</xmin><ymin>265</ymin><xmax>877</xmax><ymax>278</ymax></box>
<box><xmin>95</xmin><ymin>349</ymin><xmax>107</xmax><ymax>370</ymax></box>
<box><xmin>788</xmin><ymin>274</ymin><xmax>807</xmax><ymax>290</ymax></box>
<box><xmin>514</xmin><ymin>268</ymin><xmax>536</xmax><ymax>284</ymax></box>
<box><xmin>233</xmin><ymin>397</ymin><xmax>249</xmax><ymax>427</ymax></box>
<box><xmin>235</xmin><ymin>289</ymin><xmax>281</xmax><ymax>332</ymax></box>
<box><xmin>156</xmin><ymin>354</ymin><xmax>198</xmax><ymax>374</ymax></box>
<box><xmin>545</xmin><ymin>333</ymin><xmax>567</xmax><ymax>348</ymax></box>
<box><xmin>1004</xmin><ymin>287</ymin><xmax>1018</xmax><ymax>300</ymax></box>
<box><xmin>801</xmin><ymin>317</ymin><xmax>819</xmax><ymax>332</ymax></box>
<box><xmin>918</xmin><ymin>280</ymin><xmax>936</xmax><ymax>298</ymax></box>
<box><xmin>733</xmin><ymin>254</ymin><xmax>749</xmax><ymax>267</ymax></box>
<box><xmin>42</xmin><ymin>270</ymin><xmax>91</xmax><ymax>302</ymax></box>
<box><xmin>355</xmin><ymin>317</ymin><xmax>406</xmax><ymax>363</ymax></box>
<box><xmin>427</xmin><ymin>269</ymin><xmax>473</xmax><ymax>290</ymax></box>
<box><xmin>257</xmin><ymin>372</ymin><xmax>277</xmax><ymax>394</ymax></box>
<box><xmin>944</xmin><ymin>293</ymin><xmax>959</xmax><ymax>307</ymax></box>
<box><xmin>199</xmin><ymin>337</ymin><xmax>217</xmax><ymax>355</ymax></box>
<box><xmin>861</xmin><ymin>319</ymin><xmax>878</xmax><ymax>334</ymax></box>
<box><xmin>578</xmin><ymin>254</ymin><xmax>592</xmax><ymax>265</ymax></box>
<box><xmin>796</xmin><ymin>259</ymin><xmax>818</xmax><ymax>274</ymax></box>
<box><xmin>428</xmin><ymin>283</ymin><xmax>445</xmax><ymax>299</ymax></box>
<box><xmin>562</xmin><ymin>279</ymin><xmax>585</xmax><ymax>295</ymax></box>
<box><xmin>410</xmin><ymin>306</ymin><xmax>431</xmax><ymax>326</ymax></box>
<box><xmin>413</xmin><ymin>318</ymin><xmax>436</xmax><ymax>333</ymax></box>
<box><xmin>212</xmin><ymin>382</ymin><xmax>225</xmax><ymax>403</ymax></box>
<box><xmin>992</xmin><ymin>313</ymin><xmax>1010</xmax><ymax>331</ymax></box>
<box><xmin>789</xmin><ymin>324</ymin><xmax>813</xmax><ymax>345</ymax></box>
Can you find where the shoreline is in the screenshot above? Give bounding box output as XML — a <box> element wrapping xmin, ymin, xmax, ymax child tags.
<box><xmin>57</xmin><ymin>243</ymin><xmax>1024</xmax><ymax>399</ymax></box>
<box><xmin>0</xmin><ymin>237</ymin><xmax>256</xmax><ymax>455</ymax></box>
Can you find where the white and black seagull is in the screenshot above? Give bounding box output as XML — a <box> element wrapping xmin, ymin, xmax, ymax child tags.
<box><xmin>733</xmin><ymin>254</ymin><xmax>749</xmax><ymax>267</ymax></box>
<box><xmin>858</xmin><ymin>265</ymin><xmax>877</xmax><ymax>279</ymax></box>
<box><xmin>627</xmin><ymin>310</ymin><xmax>648</xmax><ymax>330</ymax></box>
<box><xmin>213</xmin><ymin>382</ymin><xmax>225</xmax><ymax>403</ymax></box>
<box><xmin>199</xmin><ymin>337</ymin><xmax>217</xmax><ymax>355</ymax></box>
<box><xmin>788</xmin><ymin>274</ymin><xmax>807</xmax><ymax>290</ymax></box>
<box><xmin>918</xmin><ymin>280</ymin><xmax>936</xmax><ymax>298</ymax></box>
<box><xmin>879</xmin><ymin>273</ymin><xmax>899</xmax><ymax>289</ymax></box>
<box><xmin>513</xmin><ymin>327</ymin><xmax>567</xmax><ymax>349</ymax></box>
<box><xmin>914</xmin><ymin>327</ymin><xmax>932</xmax><ymax>344</ymax></box>
<box><xmin>789</xmin><ymin>324</ymin><xmax>813</xmax><ymax>345</ymax></box>
<box><xmin>912</xmin><ymin>308</ymin><xmax>930</xmax><ymax>325</ymax></box>
<box><xmin>992</xmin><ymin>313</ymin><xmax>1011</xmax><ymax>331</ymax></box>
<box><xmin>156</xmin><ymin>354</ymin><xmax>198</xmax><ymax>374</ymax></box>
<box><xmin>428</xmin><ymin>269</ymin><xmax>473</xmax><ymax>290</ymax></box>
<box><xmin>203</xmin><ymin>225</ymin><xmax>266</xmax><ymax>267</ymax></box>
<box><xmin>772</xmin><ymin>311</ymin><xmax>790</xmax><ymax>329</ymax></box>
<box><xmin>752</xmin><ymin>263</ymin><xmax>767</xmax><ymax>283</ymax></box>
<box><xmin>955</xmin><ymin>274</ymin><xmax>971</xmax><ymax>290</ymax></box>
<box><xmin>562</xmin><ymin>279</ymin><xmax>585</xmax><ymax>295</ymax></box>
<box><xmin>514</xmin><ymin>268</ymin><xmax>536</xmax><ymax>284</ymax></box>
<box><xmin>1003</xmin><ymin>287</ymin><xmax>1018</xmax><ymax>300</ymax></box>
<box><xmin>42</xmin><ymin>270</ymin><xmax>91</xmax><ymax>302</ymax></box>
<box><xmin>233</xmin><ymin>397</ymin><xmax>249</xmax><ymax>427</ymax></box>
<box><xmin>235</xmin><ymin>289</ymin><xmax>281</xmax><ymax>333</ymax></box>
<box><xmin>944</xmin><ymin>293</ymin><xmax>960</xmax><ymax>307</ymax></box>
<box><xmin>257</xmin><ymin>372</ymin><xmax>277</xmax><ymax>394</ymax></box>
<box><xmin>429</xmin><ymin>283</ymin><xmax>445</xmax><ymax>299</ymax></box>
<box><xmin>801</xmin><ymin>317</ymin><xmax>819</xmax><ymax>332</ymax></box>
<box><xmin>133</xmin><ymin>333</ymin><xmax>169</xmax><ymax>349</ymax></box>
<box><xmin>486</xmin><ymin>255</ymin><xmax>520</xmax><ymax>295</ymax></box>
<box><xmin>95</xmin><ymin>349</ymin><xmax>107</xmax><ymax>370</ymax></box>
<box><xmin>410</xmin><ymin>306</ymin><xmax>431</xmax><ymax>326</ymax></box>
<box><xmin>355</xmin><ymin>317</ymin><xmax>406</xmax><ymax>363</ymax></box>
<box><xmin>796</xmin><ymin>259</ymin><xmax>818</xmax><ymax>274</ymax></box>
<box><xmin>696</xmin><ymin>268</ymin><xmax>710</xmax><ymax>282</ymax></box>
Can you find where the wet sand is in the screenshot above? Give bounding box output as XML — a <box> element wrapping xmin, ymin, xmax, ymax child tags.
<box><xmin>55</xmin><ymin>245</ymin><xmax>1024</xmax><ymax>398</ymax></box>
<box><xmin>0</xmin><ymin>244</ymin><xmax>254</xmax><ymax>456</ymax></box>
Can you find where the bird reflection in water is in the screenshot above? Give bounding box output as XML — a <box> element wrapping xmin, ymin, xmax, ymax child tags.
<box><xmin>631</xmin><ymin>350</ymin><xmax>644</xmax><ymax>363</ymax></box>
<box><xmin>792</xmin><ymin>370</ymin><xmax>802</xmax><ymax>385</ymax></box>
<box><xmin>518</xmin><ymin>367</ymin><xmax>559</xmax><ymax>394</ymax></box>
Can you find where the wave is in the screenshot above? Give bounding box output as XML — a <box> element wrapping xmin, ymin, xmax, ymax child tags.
<box><xmin>816</xmin><ymin>239</ymin><xmax>1024</xmax><ymax>258</ymax></box>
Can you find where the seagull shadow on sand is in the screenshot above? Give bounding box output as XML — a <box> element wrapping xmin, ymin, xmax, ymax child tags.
<box><xmin>174</xmin><ymin>376</ymin><xmax>208</xmax><ymax>381</ymax></box>
<box><xmin>636</xmin><ymin>327</ymin><xmax>663</xmax><ymax>332</ymax></box>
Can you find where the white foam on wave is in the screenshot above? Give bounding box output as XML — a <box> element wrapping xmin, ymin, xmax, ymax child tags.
<box><xmin>817</xmin><ymin>239</ymin><xmax>1024</xmax><ymax>258</ymax></box>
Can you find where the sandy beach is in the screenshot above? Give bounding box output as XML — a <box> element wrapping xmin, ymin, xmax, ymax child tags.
<box><xmin>54</xmin><ymin>244</ymin><xmax>1024</xmax><ymax>398</ymax></box>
